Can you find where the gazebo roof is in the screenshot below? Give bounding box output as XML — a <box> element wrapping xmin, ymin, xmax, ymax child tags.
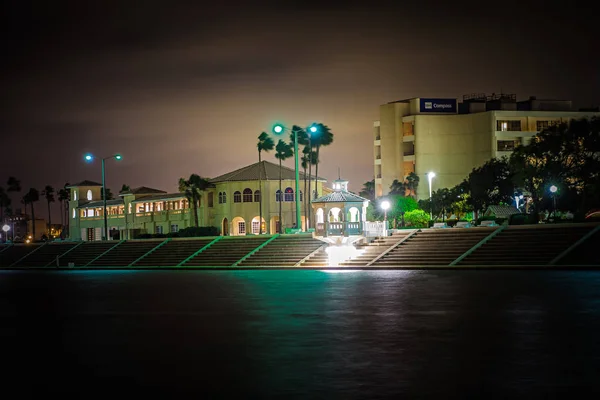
<box><xmin>313</xmin><ymin>191</ymin><xmax>369</xmax><ymax>204</ymax></box>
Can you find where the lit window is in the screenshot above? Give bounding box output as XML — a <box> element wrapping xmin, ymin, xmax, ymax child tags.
<box><xmin>284</xmin><ymin>187</ymin><xmax>294</xmax><ymax>202</ymax></box>
<box><xmin>73</xmin><ymin>191</ymin><xmax>77</xmax><ymax>200</ymax></box>
<box><xmin>252</xmin><ymin>220</ymin><xmax>260</xmax><ymax>234</ymax></box>
<box><xmin>72</xmin><ymin>208</ymin><xmax>76</xmax><ymax>219</ymax></box>
<box><xmin>536</xmin><ymin>120</ymin><xmax>549</xmax><ymax>131</ymax></box>
<box><xmin>234</xmin><ymin>191</ymin><xmax>242</xmax><ymax>203</ymax></box>
<box><xmin>497</xmin><ymin>120</ymin><xmax>521</xmax><ymax>131</ymax></box>
<box><xmin>497</xmin><ymin>140</ymin><xmax>520</xmax><ymax>152</ymax></box>
<box><xmin>238</xmin><ymin>221</ymin><xmax>246</xmax><ymax>235</ymax></box>
<box><xmin>86</xmin><ymin>190</ymin><xmax>92</xmax><ymax>200</ymax></box>
<box><xmin>87</xmin><ymin>209</ymin><xmax>94</xmax><ymax>217</ymax></box>
<box><xmin>128</xmin><ymin>203</ymin><xmax>132</xmax><ymax>214</ymax></box>
<box><xmin>254</xmin><ymin>190</ymin><xmax>261</xmax><ymax>202</ymax></box>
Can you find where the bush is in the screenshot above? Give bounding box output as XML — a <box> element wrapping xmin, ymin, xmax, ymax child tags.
<box><xmin>178</xmin><ymin>226</ymin><xmax>219</xmax><ymax>237</ymax></box>
<box><xmin>404</xmin><ymin>209</ymin><xmax>429</xmax><ymax>228</ymax></box>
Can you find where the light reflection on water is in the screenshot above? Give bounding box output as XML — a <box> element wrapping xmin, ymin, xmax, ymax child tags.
<box><xmin>1</xmin><ymin>269</ymin><xmax>600</xmax><ymax>397</ymax></box>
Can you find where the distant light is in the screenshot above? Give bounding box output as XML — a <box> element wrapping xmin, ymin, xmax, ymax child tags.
<box><xmin>273</xmin><ymin>125</ymin><xmax>284</xmax><ymax>134</ymax></box>
<box><xmin>114</xmin><ymin>154</ymin><xmax>122</xmax><ymax>160</ymax></box>
<box><xmin>25</xmin><ymin>239</ymin><xmax>31</xmax><ymax>244</ymax></box>
<box><xmin>309</xmin><ymin>125</ymin><xmax>317</xmax><ymax>133</ymax></box>
<box><xmin>519</xmin><ymin>194</ymin><xmax>524</xmax><ymax>199</ymax></box>
<box><xmin>428</xmin><ymin>172</ymin><xmax>436</xmax><ymax>179</ymax></box>
<box><xmin>550</xmin><ymin>185</ymin><xmax>558</xmax><ymax>193</ymax></box>
<box><xmin>381</xmin><ymin>200</ymin><xmax>391</xmax><ymax>210</ymax></box>
<box><xmin>1</xmin><ymin>225</ymin><xmax>9</xmax><ymax>232</ymax></box>
<box><xmin>84</xmin><ymin>154</ymin><xmax>93</xmax><ymax>162</ymax></box>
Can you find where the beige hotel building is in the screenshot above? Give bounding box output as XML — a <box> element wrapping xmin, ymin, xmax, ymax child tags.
<box><xmin>373</xmin><ymin>93</ymin><xmax>599</xmax><ymax>200</ymax></box>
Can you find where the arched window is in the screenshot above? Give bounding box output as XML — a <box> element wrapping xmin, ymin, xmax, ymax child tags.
<box><xmin>222</xmin><ymin>192</ymin><xmax>227</xmax><ymax>203</ymax></box>
<box><xmin>254</xmin><ymin>190</ymin><xmax>261</xmax><ymax>202</ymax></box>
<box><xmin>275</xmin><ymin>190</ymin><xmax>282</xmax><ymax>202</ymax></box>
<box><xmin>243</xmin><ymin>188</ymin><xmax>253</xmax><ymax>202</ymax></box>
<box><xmin>218</xmin><ymin>192</ymin><xmax>223</xmax><ymax>204</ymax></box>
<box><xmin>284</xmin><ymin>187</ymin><xmax>294</xmax><ymax>202</ymax></box>
<box><xmin>128</xmin><ymin>203</ymin><xmax>132</xmax><ymax>214</ymax></box>
<box><xmin>234</xmin><ymin>191</ymin><xmax>242</xmax><ymax>203</ymax></box>
<box><xmin>86</xmin><ymin>190</ymin><xmax>92</xmax><ymax>200</ymax></box>
<box><xmin>73</xmin><ymin>190</ymin><xmax>77</xmax><ymax>201</ymax></box>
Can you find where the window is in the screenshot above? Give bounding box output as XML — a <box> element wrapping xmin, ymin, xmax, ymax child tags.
<box><xmin>73</xmin><ymin>190</ymin><xmax>77</xmax><ymax>200</ymax></box>
<box><xmin>208</xmin><ymin>192</ymin><xmax>214</xmax><ymax>208</ymax></box>
<box><xmin>128</xmin><ymin>203</ymin><xmax>132</xmax><ymax>214</ymax></box>
<box><xmin>218</xmin><ymin>192</ymin><xmax>223</xmax><ymax>204</ymax></box>
<box><xmin>243</xmin><ymin>188</ymin><xmax>253</xmax><ymax>202</ymax></box>
<box><xmin>86</xmin><ymin>190</ymin><xmax>92</xmax><ymax>200</ymax></box>
<box><xmin>497</xmin><ymin>140</ymin><xmax>520</xmax><ymax>152</ymax></box>
<box><xmin>276</xmin><ymin>190</ymin><xmax>282</xmax><ymax>202</ymax></box>
<box><xmin>238</xmin><ymin>221</ymin><xmax>246</xmax><ymax>235</ymax></box>
<box><xmin>170</xmin><ymin>224</ymin><xmax>179</xmax><ymax>233</ymax></box>
<box><xmin>252</xmin><ymin>220</ymin><xmax>260</xmax><ymax>234</ymax></box>
<box><xmin>254</xmin><ymin>190</ymin><xmax>261</xmax><ymax>203</ymax></box>
<box><xmin>536</xmin><ymin>120</ymin><xmax>549</xmax><ymax>131</ymax></box>
<box><xmin>87</xmin><ymin>209</ymin><xmax>94</xmax><ymax>217</ymax></box>
<box><xmin>299</xmin><ymin>191</ymin><xmax>303</xmax><ymax>201</ymax></box>
<box><xmin>284</xmin><ymin>187</ymin><xmax>294</xmax><ymax>202</ymax></box>
<box><xmin>222</xmin><ymin>192</ymin><xmax>226</xmax><ymax>204</ymax></box>
<box><xmin>497</xmin><ymin>120</ymin><xmax>521</xmax><ymax>131</ymax></box>
<box><xmin>234</xmin><ymin>191</ymin><xmax>242</xmax><ymax>203</ymax></box>
<box><xmin>72</xmin><ymin>208</ymin><xmax>76</xmax><ymax>219</ymax></box>
<box><xmin>156</xmin><ymin>225</ymin><xmax>163</xmax><ymax>234</ymax></box>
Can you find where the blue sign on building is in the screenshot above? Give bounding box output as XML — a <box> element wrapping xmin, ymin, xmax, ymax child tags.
<box><xmin>419</xmin><ymin>98</ymin><xmax>457</xmax><ymax>113</ymax></box>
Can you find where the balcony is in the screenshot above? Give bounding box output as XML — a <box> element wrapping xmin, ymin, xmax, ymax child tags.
<box><xmin>315</xmin><ymin>221</ymin><xmax>363</xmax><ymax>237</ymax></box>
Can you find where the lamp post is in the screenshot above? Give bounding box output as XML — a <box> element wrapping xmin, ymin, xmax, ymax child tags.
<box><xmin>85</xmin><ymin>153</ymin><xmax>122</xmax><ymax>240</ymax></box>
<box><xmin>381</xmin><ymin>200</ymin><xmax>390</xmax><ymax>232</ymax></box>
<box><xmin>549</xmin><ymin>185</ymin><xmax>558</xmax><ymax>219</ymax></box>
<box><xmin>272</xmin><ymin>124</ymin><xmax>318</xmax><ymax>232</ymax></box>
<box><xmin>427</xmin><ymin>172</ymin><xmax>435</xmax><ymax>220</ymax></box>
<box><xmin>2</xmin><ymin>224</ymin><xmax>9</xmax><ymax>243</ymax></box>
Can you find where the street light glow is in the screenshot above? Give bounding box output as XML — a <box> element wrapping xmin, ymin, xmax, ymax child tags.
<box><xmin>428</xmin><ymin>172</ymin><xmax>436</xmax><ymax>179</ymax></box>
<box><xmin>114</xmin><ymin>154</ymin><xmax>122</xmax><ymax>160</ymax></box>
<box><xmin>381</xmin><ymin>200</ymin><xmax>390</xmax><ymax>210</ymax></box>
<box><xmin>84</xmin><ymin>154</ymin><xmax>93</xmax><ymax>162</ymax></box>
<box><xmin>550</xmin><ymin>185</ymin><xmax>558</xmax><ymax>193</ymax></box>
<box><xmin>2</xmin><ymin>225</ymin><xmax>9</xmax><ymax>232</ymax></box>
<box><xmin>309</xmin><ymin>125</ymin><xmax>317</xmax><ymax>133</ymax></box>
<box><xmin>273</xmin><ymin>125</ymin><xmax>284</xmax><ymax>134</ymax></box>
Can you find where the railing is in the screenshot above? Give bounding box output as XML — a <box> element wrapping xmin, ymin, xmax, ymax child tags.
<box><xmin>363</xmin><ymin>221</ymin><xmax>387</xmax><ymax>237</ymax></box>
<box><xmin>315</xmin><ymin>222</ymin><xmax>364</xmax><ymax>236</ymax></box>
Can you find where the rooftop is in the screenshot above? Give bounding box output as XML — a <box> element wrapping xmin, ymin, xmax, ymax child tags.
<box><xmin>66</xmin><ymin>180</ymin><xmax>102</xmax><ymax>188</ymax></box>
<box><xmin>210</xmin><ymin>160</ymin><xmax>326</xmax><ymax>183</ymax></box>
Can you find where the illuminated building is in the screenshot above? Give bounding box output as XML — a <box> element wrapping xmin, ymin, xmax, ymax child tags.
<box><xmin>68</xmin><ymin>161</ymin><xmax>326</xmax><ymax>241</ymax></box>
<box><xmin>373</xmin><ymin>93</ymin><xmax>600</xmax><ymax>199</ymax></box>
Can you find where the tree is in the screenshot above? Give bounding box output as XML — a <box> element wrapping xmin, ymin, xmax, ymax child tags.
<box><xmin>405</xmin><ymin>172</ymin><xmax>420</xmax><ymax>198</ymax></box>
<box><xmin>463</xmin><ymin>157</ymin><xmax>514</xmax><ymax>218</ymax></box>
<box><xmin>0</xmin><ymin>187</ymin><xmax>10</xmax><ymax>225</ymax></box>
<box><xmin>120</xmin><ymin>184</ymin><xmax>131</xmax><ymax>193</ymax></box>
<box><xmin>389</xmin><ymin>179</ymin><xmax>406</xmax><ymax>195</ymax></box>
<box><xmin>6</xmin><ymin>177</ymin><xmax>21</xmax><ymax>218</ymax></box>
<box><xmin>359</xmin><ymin>179</ymin><xmax>375</xmax><ymax>201</ymax></box>
<box><xmin>102</xmin><ymin>188</ymin><xmax>114</xmax><ymax>200</ymax></box>
<box><xmin>311</xmin><ymin>123</ymin><xmax>334</xmax><ymax>198</ymax></box>
<box><xmin>22</xmin><ymin>188</ymin><xmax>40</xmax><ymax>239</ymax></box>
<box><xmin>257</xmin><ymin>132</ymin><xmax>274</xmax><ymax>233</ymax></box>
<box><xmin>42</xmin><ymin>185</ymin><xmax>55</xmax><ymax>237</ymax></box>
<box><xmin>290</xmin><ymin>126</ymin><xmax>312</xmax><ymax>228</ymax></box>
<box><xmin>58</xmin><ymin>185</ymin><xmax>70</xmax><ymax>235</ymax></box>
<box><xmin>275</xmin><ymin>139</ymin><xmax>293</xmax><ymax>232</ymax></box>
<box><xmin>178</xmin><ymin>174</ymin><xmax>210</xmax><ymax>228</ymax></box>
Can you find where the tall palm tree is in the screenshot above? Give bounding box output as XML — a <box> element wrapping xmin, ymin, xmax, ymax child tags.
<box><xmin>22</xmin><ymin>188</ymin><xmax>40</xmax><ymax>240</ymax></box>
<box><xmin>301</xmin><ymin>146</ymin><xmax>310</xmax><ymax>229</ymax></box>
<box><xmin>311</xmin><ymin>123</ymin><xmax>334</xmax><ymax>199</ymax></box>
<box><xmin>42</xmin><ymin>185</ymin><xmax>55</xmax><ymax>237</ymax></box>
<box><xmin>405</xmin><ymin>172</ymin><xmax>420</xmax><ymax>198</ymax></box>
<box><xmin>359</xmin><ymin>179</ymin><xmax>375</xmax><ymax>200</ymax></box>
<box><xmin>275</xmin><ymin>139</ymin><xmax>293</xmax><ymax>233</ymax></box>
<box><xmin>178</xmin><ymin>174</ymin><xmax>210</xmax><ymax>228</ymax></box>
<box><xmin>257</xmin><ymin>132</ymin><xmax>274</xmax><ymax>234</ymax></box>
<box><xmin>0</xmin><ymin>187</ymin><xmax>10</xmax><ymax>226</ymax></box>
<box><xmin>58</xmin><ymin>186</ymin><xmax>70</xmax><ymax>234</ymax></box>
<box><xmin>389</xmin><ymin>179</ymin><xmax>406</xmax><ymax>195</ymax></box>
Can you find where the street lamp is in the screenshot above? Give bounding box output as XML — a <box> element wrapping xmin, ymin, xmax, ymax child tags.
<box><xmin>85</xmin><ymin>153</ymin><xmax>123</xmax><ymax>240</ymax></box>
<box><xmin>272</xmin><ymin>123</ymin><xmax>318</xmax><ymax>232</ymax></box>
<box><xmin>1</xmin><ymin>224</ymin><xmax>9</xmax><ymax>242</ymax></box>
<box><xmin>427</xmin><ymin>171</ymin><xmax>435</xmax><ymax>220</ymax></box>
<box><xmin>549</xmin><ymin>185</ymin><xmax>558</xmax><ymax>219</ymax></box>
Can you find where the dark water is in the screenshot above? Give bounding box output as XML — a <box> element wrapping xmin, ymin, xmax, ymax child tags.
<box><xmin>1</xmin><ymin>270</ymin><xmax>600</xmax><ymax>398</ymax></box>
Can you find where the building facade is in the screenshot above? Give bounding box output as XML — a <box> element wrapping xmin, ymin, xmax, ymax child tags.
<box><xmin>68</xmin><ymin>161</ymin><xmax>326</xmax><ymax>241</ymax></box>
<box><xmin>373</xmin><ymin>94</ymin><xmax>600</xmax><ymax>199</ymax></box>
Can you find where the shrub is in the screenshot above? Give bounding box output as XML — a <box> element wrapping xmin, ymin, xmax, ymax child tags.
<box><xmin>404</xmin><ymin>209</ymin><xmax>429</xmax><ymax>228</ymax></box>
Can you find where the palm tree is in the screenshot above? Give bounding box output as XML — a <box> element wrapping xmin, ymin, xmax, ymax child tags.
<box><xmin>359</xmin><ymin>179</ymin><xmax>375</xmax><ymax>200</ymax></box>
<box><xmin>178</xmin><ymin>174</ymin><xmax>210</xmax><ymax>228</ymax></box>
<box><xmin>405</xmin><ymin>172</ymin><xmax>420</xmax><ymax>198</ymax></box>
<box><xmin>301</xmin><ymin>146</ymin><xmax>311</xmax><ymax>229</ymax></box>
<box><xmin>0</xmin><ymin>187</ymin><xmax>11</xmax><ymax>226</ymax></box>
<box><xmin>42</xmin><ymin>185</ymin><xmax>55</xmax><ymax>238</ymax></box>
<box><xmin>275</xmin><ymin>139</ymin><xmax>293</xmax><ymax>233</ymax></box>
<box><xmin>102</xmin><ymin>188</ymin><xmax>114</xmax><ymax>200</ymax></box>
<box><xmin>389</xmin><ymin>179</ymin><xmax>406</xmax><ymax>195</ymax></box>
<box><xmin>257</xmin><ymin>132</ymin><xmax>274</xmax><ymax>234</ymax></box>
<box><xmin>58</xmin><ymin>186</ymin><xmax>70</xmax><ymax>234</ymax></box>
<box><xmin>311</xmin><ymin>123</ymin><xmax>334</xmax><ymax>199</ymax></box>
<box><xmin>22</xmin><ymin>188</ymin><xmax>40</xmax><ymax>240</ymax></box>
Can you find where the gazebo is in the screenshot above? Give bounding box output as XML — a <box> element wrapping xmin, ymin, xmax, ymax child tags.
<box><xmin>311</xmin><ymin>178</ymin><xmax>369</xmax><ymax>244</ymax></box>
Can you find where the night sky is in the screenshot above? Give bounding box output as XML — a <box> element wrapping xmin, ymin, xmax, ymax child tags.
<box><xmin>1</xmin><ymin>1</ymin><xmax>597</xmax><ymax>222</ymax></box>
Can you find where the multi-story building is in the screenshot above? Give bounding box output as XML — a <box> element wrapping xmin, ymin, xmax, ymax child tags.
<box><xmin>68</xmin><ymin>161</ymin><xmax>326</xmax><ymax>241</ymax></box>
<box><xmin>373</xmin><ymin>94</ymin><xmax>600</xmax><ymax>199</ymax></box>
